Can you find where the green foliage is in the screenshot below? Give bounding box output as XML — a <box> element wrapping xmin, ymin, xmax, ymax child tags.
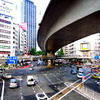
<box><xmin>30</xmin><ymin>48</ymin><xmax>36</xmax><ymax>55</ymax></box>
<box><xmin>57</xmin><ymin>48</ymin><xmax>64</xmax><ymax>56</ymax></box>
<box><xmin>36</xmin><ymin>51</ymin><xmax>45</xmax><ymax>55</ymax></box>
<box><xmin>30</xmin><ymin>48</ymin><xmax>45</xmax><ymax>56</ymax></box>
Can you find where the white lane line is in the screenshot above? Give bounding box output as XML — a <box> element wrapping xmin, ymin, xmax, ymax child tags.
<box><xmin>32</xmin><ymin>87</ymin><xmax>36</xmax><ymax>93</ymax></box>
<box><xmin>52</xmin><ymin>74</ymin><xmax>63</xmax><ymax>83</ymax></box>
<box><xmin>36</xmin><ymin>84</ymin><xmax>49</xmax><ymax>99</ymax></box>
<box><xmin>19</xmin><ymin>76</ymin><xmax>24</xmax><ymax>100</ymax></box>
<box><xmin>36</xmin><ymin>84</ymin><xmax>44</xmax><ymax>92</ymax></box>
<box><xmin>1</xmin><ymin>79</ymin><xmax>5</xmax><ymax>100</ymax></box>
<box><xmin>44</xmin><ymin>74</ymin><xmax>54</xmax><ymax>85</ymax></box>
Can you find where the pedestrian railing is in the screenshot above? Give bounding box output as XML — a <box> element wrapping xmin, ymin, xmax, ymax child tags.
<box><xmin>77</xmin><ymin>84</ymin><xmax>100</xmax><ymax>100</ymax></box>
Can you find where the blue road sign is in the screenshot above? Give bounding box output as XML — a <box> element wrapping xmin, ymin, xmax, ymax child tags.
<box><xmin>7</xmin><ymin>56</ymin><xmax>18</xmax><ymax>64</ymax></box>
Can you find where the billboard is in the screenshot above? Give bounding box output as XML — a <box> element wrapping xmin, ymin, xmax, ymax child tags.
<box><xmin>80</xmin><ymin>43</ymin><xmax>90</xmax><ymax>51</ymax></box>
<box><xmin>20</xmin><ymin>22</ymin><xmax>27</xmax><ymax>31</ymax></box>
<box><xmin>0</xmin><ymin>0</ymin><xmax>14</xmax><ymax>17</ymax></box>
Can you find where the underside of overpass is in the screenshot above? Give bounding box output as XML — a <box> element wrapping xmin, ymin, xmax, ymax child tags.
<box><xmin>37</xmin><ymin>0</ymin><xmax>100</xmax><ymax>53</ymax></box>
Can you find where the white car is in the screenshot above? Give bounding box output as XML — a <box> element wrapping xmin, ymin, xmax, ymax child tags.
<box><xmin>2</xmin><ymin>73</ymin><xmax>12</xmax><ymax>79</ymax></box>
<box><xmin>77</xmin><ymin>73</ymin><xmax>85</xmax><ymax>78</ymax></box>
<box><xmin>9</xmin><ymin>79</ymin><xmax>18</xmax><ymax>88</ymax></box>
<box><xmin>27</xmin><ymin>75</ymin><xmax>35</xmax><ymax>86</ymax></box>
<box><xmin>29</xmin><ymin>67</ymin><xmax>34</xmax><ymax>71</ymax></box>
<box><xmin>36</xmin><ymin>93</ymin><xmax>48</xmax><ymax>100</ymax></box>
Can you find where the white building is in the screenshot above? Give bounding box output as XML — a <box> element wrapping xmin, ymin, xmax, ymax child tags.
<box><xmin>63</xmin><ymin>33</ymin><xmax>100</xmax><ymax>62</ymax></box>
<box><xmin>0</xmin><ymin>0</ymin><xmax>27</xmax><ymax>57</ymax></box>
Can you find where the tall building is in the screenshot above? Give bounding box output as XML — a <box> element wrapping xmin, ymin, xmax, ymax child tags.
<box><xmin>21</xmin><ymin>0</ymin><xmax>36</xmax><ymax>52</ymax></box>
<box><xmin>0</xmin><ymin>0</ymin><xmax>27</xmax><ymax>57</ymax></box>
<box><xmin>63</xmin><ymin>33</ymin><xmax>100</xmax><ymax>62</ymax></box>
<box><xmin>0</xmin><ymin>0</ymin><xmax>16</xmax><ymax>57</ymax></box>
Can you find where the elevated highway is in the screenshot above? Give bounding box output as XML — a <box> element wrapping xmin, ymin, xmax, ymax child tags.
<box><xmin>37</xmin><ymin>0</ymin><xmax>100</xmax><ymax>53</ymax></box>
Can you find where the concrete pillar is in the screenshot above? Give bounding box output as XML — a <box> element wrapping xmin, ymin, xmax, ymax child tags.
<box><xmin>47</xmin><ymin>52</ymin><xmax>55</xmax><ymax>68</ymax></box>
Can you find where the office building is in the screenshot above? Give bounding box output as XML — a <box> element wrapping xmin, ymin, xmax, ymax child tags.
<box><xmin>0</xmin><ymin>0</ymin><xmax>27</xmax><ymax>57</ymax></box>
<box><xmin>21</xmin><ymin>0</ymin><xmax>36</xmax><ymax>52</ymax></box>
<box><xmin>63</xmin><ymin>33</ymin><xmax>100</xmax><ymax>62</ymax></box>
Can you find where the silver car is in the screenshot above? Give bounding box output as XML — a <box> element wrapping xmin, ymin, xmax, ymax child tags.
<box><xmin>9</xmin><ymin>79</ymin><xmax>18</xmax><ymax>88</ymax></box>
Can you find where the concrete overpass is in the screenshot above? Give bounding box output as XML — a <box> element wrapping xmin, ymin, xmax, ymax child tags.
<box><xmin>37</xmin><ymin>0</ymin><xmax>100</xmax><ymax>54</ymax></box>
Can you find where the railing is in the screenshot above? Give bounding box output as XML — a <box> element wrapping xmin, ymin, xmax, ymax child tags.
<box><xmin>77</xmin><ymin>84</ymin><xmax>100</xmax><ymax>100</ymax></box>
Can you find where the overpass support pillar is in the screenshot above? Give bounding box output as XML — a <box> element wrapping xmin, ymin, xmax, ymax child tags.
<box><xmin>47</xmin><ymin>52</ymin><xmax>55</xmax><ymax>68</ymax></box>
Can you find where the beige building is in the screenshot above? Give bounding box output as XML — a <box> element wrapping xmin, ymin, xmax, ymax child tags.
<box><xmin>63</xmin><ymin>33</ymin><xmax>100</xmax><ymax>62</ymax></box>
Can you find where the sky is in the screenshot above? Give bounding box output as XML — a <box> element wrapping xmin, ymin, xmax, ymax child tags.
<box><xmin>15</xmin><ymin>0</ymin><xmax>50</xmax><ymax>24</ymax></box>
<box><xmin>9</xmin><ymin>0</ymin><xmax>50</xmax><ymax>24</ymax></box>
<box><xmin>31</xmin><ymin>0</ymin><xmax>50</xmax><ymax>24</ymax></box>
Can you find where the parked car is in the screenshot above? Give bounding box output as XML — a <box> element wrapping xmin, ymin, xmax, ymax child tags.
<box><xmin>91</xmin><ymin>73</ymin><xmax>100</xmax><ymax>79</ymax></box>
<box><xmin>77</xmin><ymin>73</ymin><xmax>85</xmax><ymax>78</ymax></box>
<box><xmin>9</xmin><ymin>79</ymin><xmax>18</xmax><ymax>88</ymax></box>
<box><xmin>71</xmin><ymin>69</ymin><xmax>77</xmax><ymax>74</ymax></box>
<box><xmin>27</xmin><ymin>75</ymin><xmax>35</xmax><ymax>86</ymax></box>
<box><xmin>2</xmin><ymin>73</ymin><xmax>12</xmax><ymax>79</ymax></box>
<box><xmin>36</xmin><ymin>93</ymin><xmax>48</xmax><ymax>100</ymax></box>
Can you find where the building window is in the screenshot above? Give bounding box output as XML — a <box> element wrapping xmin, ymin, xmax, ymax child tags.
<box><xmin>0</xmin><ymin>45</ymin><xmax>10</xmax><ymax>49</ymax></box>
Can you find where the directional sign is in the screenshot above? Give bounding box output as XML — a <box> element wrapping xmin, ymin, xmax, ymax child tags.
<box><xmin>7</xmin><ymin>56</ymin><xmax>18</xmax><ymax>64</ymax></box>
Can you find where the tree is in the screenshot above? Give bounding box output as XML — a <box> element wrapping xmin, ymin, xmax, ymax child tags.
<box><xmin>30</xmin><ymin>48</ymin><xmax>36</xmax><ymax>55</ymax></box>
<box><xmin>36</xmin><ymin>51</ymin><xmax>45</xmax><ymax>55</ymax></box>
<box><xmin>56</xmin><ymin>48</ymin><xmax>64</xmax><ymax>56</ymax></box>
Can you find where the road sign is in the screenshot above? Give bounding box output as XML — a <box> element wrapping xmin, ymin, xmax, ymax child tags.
<box><xmin>7</xmin><ymin>56</ymin><xmax>18</xmax><ymax>64</ymax></box>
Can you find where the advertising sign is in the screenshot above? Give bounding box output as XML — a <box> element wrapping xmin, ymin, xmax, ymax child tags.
<box><xmin>20</xmin><ymin>22</ymin><xmax>27</xmax><ymax>31</ymax></box>
<box><xmin>80</xmin><ymin>43</ymin><xmax>90</xmax><ymax>51</ymax></box>
<box><xmin>0</xmin><ymin>0</ymin><xmax>14</xmax><ymax>17</ymax></box>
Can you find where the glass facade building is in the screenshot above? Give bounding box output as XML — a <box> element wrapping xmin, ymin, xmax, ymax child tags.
<box><xmin>21</xmin><ymin>0</ymin><xmax>36</xmax><ymax>51</ymax></box>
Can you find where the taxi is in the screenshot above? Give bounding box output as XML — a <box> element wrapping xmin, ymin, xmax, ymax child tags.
<box><xmin>91</xmin><ymin>73</ymin><xmax>100</xmax><ymax>79</ymax></box>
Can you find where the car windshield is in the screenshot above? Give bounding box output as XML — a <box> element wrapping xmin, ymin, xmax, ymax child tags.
<box><xmin>10</xmin><ymin>79</ymin><xmax>16</xmax><ymax>83</ymax></box>
<box><xmin>79</xmin><ymin>73</ymin><xmax>84</xmax><ymax>76</ymax></box>
<box><xmin>28</xmin><ymin>79</ymin><xmax>34</xmax><ymax>81</ymax></box>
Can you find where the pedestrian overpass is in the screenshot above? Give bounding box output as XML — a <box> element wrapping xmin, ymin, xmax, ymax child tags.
<box><xmin>37</xmin><ymin>0</ymin><xmax>100</xmax><ymax>54</ymax></box>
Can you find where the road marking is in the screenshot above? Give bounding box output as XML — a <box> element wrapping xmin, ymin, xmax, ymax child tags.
<box><xmin>52</xmin><ymin>73</ymin><xmax>62</xmax><ymax>83</ymax></box>
<box><xmin>32</xmin><ymin>87</ymin><xmax>36</xmax><ymax>93</ymax></box>
<box><xmin>1</xmin><ymin>79</ymin><xmax>5</xmax><ymax>100</ymax></box>
<box><xmin>44</xmin><ymin>74</ymin><xmax>54</xmax><ymax>85</ymax></box>
<box><xmin>36</xmin><ymin>84</ymin><xmax>44</xmax><ymax>92</ymax></box>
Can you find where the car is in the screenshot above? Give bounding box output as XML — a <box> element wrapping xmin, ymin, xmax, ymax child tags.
<box><xmin>27</xmin><ymin>75</ymin><xmax>35</xmax><ymax>86</ymax></box>
<box><xmin>78</xmin><ymin>68</ymin><xmax>84</xmax><ymax>73</ymax></box>
<box><xmin>71</xmin><ymin>69</ymin><xmax>77</xmax><ymax>74</ymax></box>
<box><xmin>77</xmin><ymin>73</ymin><xmax>85</xmax><ymax>78</ymax></box>
<box><xmin>29</xmin><ymin>67</ymin><xmax>34</xmax><ymax>71</ymax></box>
<box><xmin>2</xmin><ymin>73</ymin><xmax>12</xmax><ymax>79</ymax></box>
<box><xmin>9</xmin><ymin>79</ymin><xmax>18</xmax><ymax>88</ymax></box>
<box><xmin>91</xmin><ymin>73</ymin><xmax>100</xmax><ymax>79</ymax></box>
<box><xmin>36</xmin><ymin>93</ymin><xmax>48</xmax><ymax>100</ymax></box>
<box><xmin>0</xmin><ymin>68</ymin><xmax>5</xmax><ymax>73</ymax></box>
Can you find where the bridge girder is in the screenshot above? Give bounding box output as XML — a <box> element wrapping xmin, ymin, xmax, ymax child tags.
<box><xmin>37</xmin><ymin>0</ymin><xmax>100</xmax><ymax>53</ymax></box>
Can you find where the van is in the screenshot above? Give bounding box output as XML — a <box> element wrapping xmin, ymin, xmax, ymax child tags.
<box><xmin>27</xmin><ymin>75</ymin><xmax>35</xmax><ymax>86</ymax></box>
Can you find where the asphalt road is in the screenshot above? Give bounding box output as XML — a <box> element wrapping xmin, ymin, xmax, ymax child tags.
<box><xmin>0</xmin><ymin>65</ymin><xmax>99</xmax><ymax>100</ymax></box>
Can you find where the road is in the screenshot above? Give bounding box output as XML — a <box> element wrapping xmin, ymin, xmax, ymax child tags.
<box><xmin>0</xmin><ymin>64</ymin><xmax>99</xmax><ymax>100</ymax></box>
